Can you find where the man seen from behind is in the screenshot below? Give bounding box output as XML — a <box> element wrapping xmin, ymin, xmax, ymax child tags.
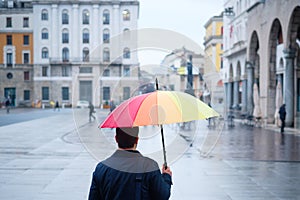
<box><xmin>88</xmin><ymin>127</ymin><xmax>172</xmax><ymax>200</ymax></box>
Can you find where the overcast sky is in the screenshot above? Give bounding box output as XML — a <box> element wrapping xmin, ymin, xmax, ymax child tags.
<box><xmin>138</xmin><ymin>0</ymin><xmax>224</xmax><ymax>47</ymax></box>
<box><xmin>137</xmin><ymin>0</ymin><xmax>224</xmax><ymax>66</ymax></box>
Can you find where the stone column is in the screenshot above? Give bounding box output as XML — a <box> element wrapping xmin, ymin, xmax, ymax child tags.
<box><xmin>277</xmin><ymin>74</ymin><xmax>283</xmax><ymax>85</ymax></box>
<box><xmin>72</xmin><ymin>4</ymin><xmax>79</xmax><ymax>59</ymax></box>
<box><xmin>228</xmin><ymin>81</ymin><xmax>233</xmax><ymax>109</ymax></box>
<box><xmin>51</xmin><ymin>4</ymin><xmax>58</xmax><ymax>58</ymax></box>
<box><xmin>246</xmin><ymin>62</ymin><xmax>254</xmax><ymax>115</ymax></box>
<box><xmin>224</xmin><ymin>82</ymin><xmax>229</xmax><ymax>110</ymax></box>
<box><xmin>112</xmin><ymin>4</ymin><xmax>120</xmax><ymax>60</ymax></box>
<box><xmin>283</xmin><ymin>48</ymin><xmax>296</xmax><ymax>127</ymax></box>
<box><xmin>241</xmin><ymin>78</ymin><xmax>247</xmax><ymax>113</ymax></box>
<box><xmin>233</xmin><ymin>78</ymin><xmax>239</xmax><ymax>109</ymax></box>
<box><xmin>92</xmin><ymin>4</ymin><xmax>99</xmax><ymax>56</ymax></box>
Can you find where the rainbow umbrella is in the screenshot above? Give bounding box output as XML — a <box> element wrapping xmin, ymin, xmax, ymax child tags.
<box><xmin>100</xmin><ymin>81</ymin><xmax>219</xmax><ymax>167</ymax></box>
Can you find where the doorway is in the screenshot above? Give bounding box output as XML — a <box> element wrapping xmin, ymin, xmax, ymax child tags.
<box><xmin>4</xmin><ymin>87</ymin><xmax>16</xmax><ymax>106</ymax></box>
<box><xmin>79</xmin><ymin>81</ymin><xmax>92</xmax><ymax>102</ymax></box>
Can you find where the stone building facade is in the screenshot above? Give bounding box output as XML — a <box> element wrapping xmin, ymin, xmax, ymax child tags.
<box><xmin>222</xmin><ymin>0</ymin><xmax>300</xmax><ymax>128</ymax></box>
<box><xmin>0</xmin><ymin>0</ymin><xmax>34</xmax><ymax>107</ymax></box>
<box><xmin>203</xmin><ymin>13</ymin><xmax>224</xmax><ymax>114</ymax></box>
<box><xmin>0</xmin><ymin>0</ymin><xmax>139</xmax><ymax>108</ymax></box>
<box><xmin>32</xmin><ymin>0</ymin><xmax>139</xmax><ymax>108</ymax></box>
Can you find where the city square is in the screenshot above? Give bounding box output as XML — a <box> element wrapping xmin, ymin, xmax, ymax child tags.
<box><xmin>0</xmin><ymin>108</ymin><xmax>300</xmax><ymax>199</ymax></box>
<box><xmin>1</xmin><ymin>0</ymin><xmax>300</xmax><ymax>199</ymax></box>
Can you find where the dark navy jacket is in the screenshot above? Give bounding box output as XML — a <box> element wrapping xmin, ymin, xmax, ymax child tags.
<box><xmin>88</xmin><ymin>150</ymin><xmax>172</xmax><ymax>200</ymax></box>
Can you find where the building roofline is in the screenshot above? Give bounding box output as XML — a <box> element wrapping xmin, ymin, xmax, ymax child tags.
<box><xmin>203</xmin><ymin>12</ymin><xmax>223</xmax><ymax>28</ymax></box>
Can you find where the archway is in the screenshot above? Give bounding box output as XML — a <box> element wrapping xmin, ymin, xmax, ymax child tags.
<box><xmin>247</xmin><ymin>31</ymin><xmax>259</xmax><ymax>115</ymax></box>
<box><xmin>287</xmin><ymin>6</ymin><xmax>300</xmax><ymax>127</ymax></box>
<box><xmin>233</xmin><ymin>61</ymin><xmax>242</xmax><ymax>110</ymax></box>
<box><xmin>268</xmin><ymin>19</ymin><xmax>283</xmax><ymax>122</ymax></box>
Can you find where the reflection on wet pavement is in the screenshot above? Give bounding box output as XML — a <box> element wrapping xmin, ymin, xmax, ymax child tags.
<box><xmin>212</xmin><ymin>126</ymin><xmax>300</xmax><ymax>162</ymax></box>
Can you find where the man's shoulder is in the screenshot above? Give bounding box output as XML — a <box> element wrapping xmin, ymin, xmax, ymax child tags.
<box><xmin>100</xmin><ymin>150</ymin><xmax>160</xmax><ymax>173</ymax></box>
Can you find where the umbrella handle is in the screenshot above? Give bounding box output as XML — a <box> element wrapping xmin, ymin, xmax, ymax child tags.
<box><xmin>156</xmin><ymin>79</ymin><xmax>168</xmax><ymax>169</ymax></box>
<box><xmin>160</xmin><ymin>125</ymin><xmax>168</xmax><ymax>169</ymax></box>
<box><xmin>163</xmin><ymin>162</ymin><xmax>168</xmax><ymax>170</ymax></box>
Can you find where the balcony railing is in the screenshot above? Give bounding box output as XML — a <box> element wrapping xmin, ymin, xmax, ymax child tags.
<box><xmin>49</xmin><ymin>57</ymin><xmax>102</xmax><ymax>64</ymax></box>
<box><xmin>49</xmin><ymin>57</ymin><xmax>125</xmax><ymax>65</ymax></box>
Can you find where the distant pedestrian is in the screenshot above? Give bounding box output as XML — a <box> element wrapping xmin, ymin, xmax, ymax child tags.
<box><xmin>5</xmin><ymin>98</ymin><xmax>10</xmax><ymax>114</ymax></box>
<box><xmin>207</xmin><ymin>102</ymin><xmax>214</xmax><ymax>127</ymax></box>
<box><xmin>109</xmin><ymin>99</ymin><xmax>116</xmax><ymax>113</ymax></box>
<box><xmin>279</xmin><ymin>104</ymin><xmax>286</xmax><ymax>133</ymax></box>
<box><xmin>54</xmin><ymin>101</ymin><xmax>60</xmax><ymax>111</ymax></box>
<box><xmin>88</xmin><ymin>102</ymin><xmax>96</xmax><ymax>122</ymax></box>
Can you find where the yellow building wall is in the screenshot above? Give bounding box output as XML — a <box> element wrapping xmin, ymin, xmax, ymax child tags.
<box><xmin>0</xmin><ymin>33</ymin><xmax>33</xmax><ymax>64</ymax></box>
<box><xmin>0</xmin><ymin>33</ymin><xmax>6</xmax><ymax>63</ymax></box>
<box><xmin>215</xmin><ymin>21</ymin><xmax>223</xmax><ymax>36</ymax></box>
<box><xmin>215</xmin><ymin>21</ymin><xmax>223</xmax><ymax>72</ymax></box>
<box><xmin>215</xmin><ymin>43</ymin><xmax>223</xmax><ymax>72</ymax></box>
<box><xmin>205</xmin><ymin>23</ymin><xmax>213</xmax><ymax>39</ymax></box>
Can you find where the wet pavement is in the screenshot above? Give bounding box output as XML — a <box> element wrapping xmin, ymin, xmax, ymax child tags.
<box><xmin>0</xmin><ymin>108</ymin><xmax>300</xmax><ymax>199</ymax></box>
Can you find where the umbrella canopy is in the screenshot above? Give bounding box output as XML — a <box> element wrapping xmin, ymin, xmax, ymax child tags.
<box><xmin>274</xmin><ymin>82</ymin><xmax>283</xmax><ymax>126</ymax></box>
<box><xmin>100</xmin><ymin>90</ymin><xmax>219</xmax><ymax>128</ymax></box>
<box><xmin>253</xmin><ymin>83</ymin><xmax>262</xmax><ymax>118</ymax></box>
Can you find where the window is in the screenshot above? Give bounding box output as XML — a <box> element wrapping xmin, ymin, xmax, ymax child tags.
<box><xmin>42</xmin><ymin>48</ymin><xmax>48</xmax><ymax>59</ymax></box>
<box><xmin>122</xmin><ymin>10</ymin><xmax>130</xmax><ymax>21</ymax></box>
<box><xmin>220</xmin><ymin>58</ymin><xmax>223</xmax><ymax>69</ymax></box>
<box><xmin>6</xmin><ymin>17</ymin><xmax>12</xmax><ymax>27</ymax></box>
<box><xmin>123</xmin><ymin>48</ymin><xmax>130</xmax><ymax>59</ymax></box>
<box><xmin>6</xmin><ymin>52</ymin><xmax>13</xmax><ymax>67</ymax></box>
<box><xmin>83</xmin><ymin>10</ymin><xmax>89</xmax><ymax>24</ymax></box>
<box><xmin>123</xmin><ymin>87</ymin><xmax>130</xmax><ymax>100</ymax></box>
<box><xmin>24</xmin><ymin>90</ymin><xmax>30</xmax><ymax>101</ymax></box>
<box><xmin>24</xmin><ymin>71</ymin><xmax>30</xmax><ymax>80</ymax></box>
<box><xmin>79</xmin><ymin>67</ymin><xmax>92</xmax><ymax>73</ymax></box>
<box><xmin>62</xmin><ymin>29</ymin><xmax>69</xmax><ymax>43</ymax></box>
<box><xmin>123</xmin><ymin>66</ymin><xmax>130</xmax><ymax>77</ymax></box>
<box><xmin>103</xmin><ymin>48</ymin><xmax>110</xmax><ymax>62</ymax></box>
<box><xmin>62</xmin><ymin>87</ymin><xmax>69</xmax><ymax>100</ymax></box>
<box><xmin>103</xmin><ymin>10</ymin><xmax>110</xmax><ymax>25</ymax></box>
<box><xmin>23</xmin><ymin>53</ymin><xmax>29</xmax><ymax>64</ymax></box>
<box><xmin>23</xmin><ymin>35</ymin><xmax>29</xmax><ymax>45</ymax></box>
<box><xmin>62</xmin><ymin>66</ymin><xmax>69</xmax><ymax>77</ymax></box>
<box><xmin>23</xmin><ymin>17</ymin><xmax>29</xmax><ymax>27</ymax></box>
<box><xmin>41</xmin><ymin>9</ymin><xmax>48</xmax><ymax>20</ymax></box>
<box><xmin>62</xmin><ymin>48</ymin><xmax>69</xmax><ymax>62</ymax></box>
<box><xmin>103</xmin><ymin>87</ymin><xmax>110</xmax><ymax>100</ymax></box>
<box><xmin>42</xmin><ymin>87</ymin><xmax>49</xmax><ymax>100</ymax></box>
<box><xmin>83</xmin><ymin>48</ymin><xmax>89</xmax><ymax>62</ymax></box>
<box><xmin>7</xmin><ymin>35</ymin><xmax>12</xmax><ymax>45</ymax></box>
<box><xmin>82</xmin><ymin>29</ymin><xmax>89</xmax><ymax>43</ymax></box>
<box><xmin>62</xmin><ymin>10</ymin><xmax>69</xmax><ymax>24</ymax></box>
<box><xmin>103</xmin><ymin>69</ymin><xmax>110</xmax><ymax>76</ymax></box>
<box><xmin>103</xmin><ymin>29</ymin><xmax>110</xmax><ymax>43</ymax></box>
<box><xmin>7</xmin><ymin>53</ymin><xmax>13</xmax><ymax>66</ymax></box>
<box><xmin>42</xmin><ymin>66</ymin><xmax>48</xmax><ymax>77</ymax></box>
<box><xmin>42</xmin><ymin>28</ymin><xmax>48</xmax><ymax>39</ymax></box>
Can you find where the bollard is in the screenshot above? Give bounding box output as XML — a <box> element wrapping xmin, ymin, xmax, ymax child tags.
<box><xmin>42</xmin><ymin>104</ymin><xmax>45</xmax><ymax>109</ymax></box>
